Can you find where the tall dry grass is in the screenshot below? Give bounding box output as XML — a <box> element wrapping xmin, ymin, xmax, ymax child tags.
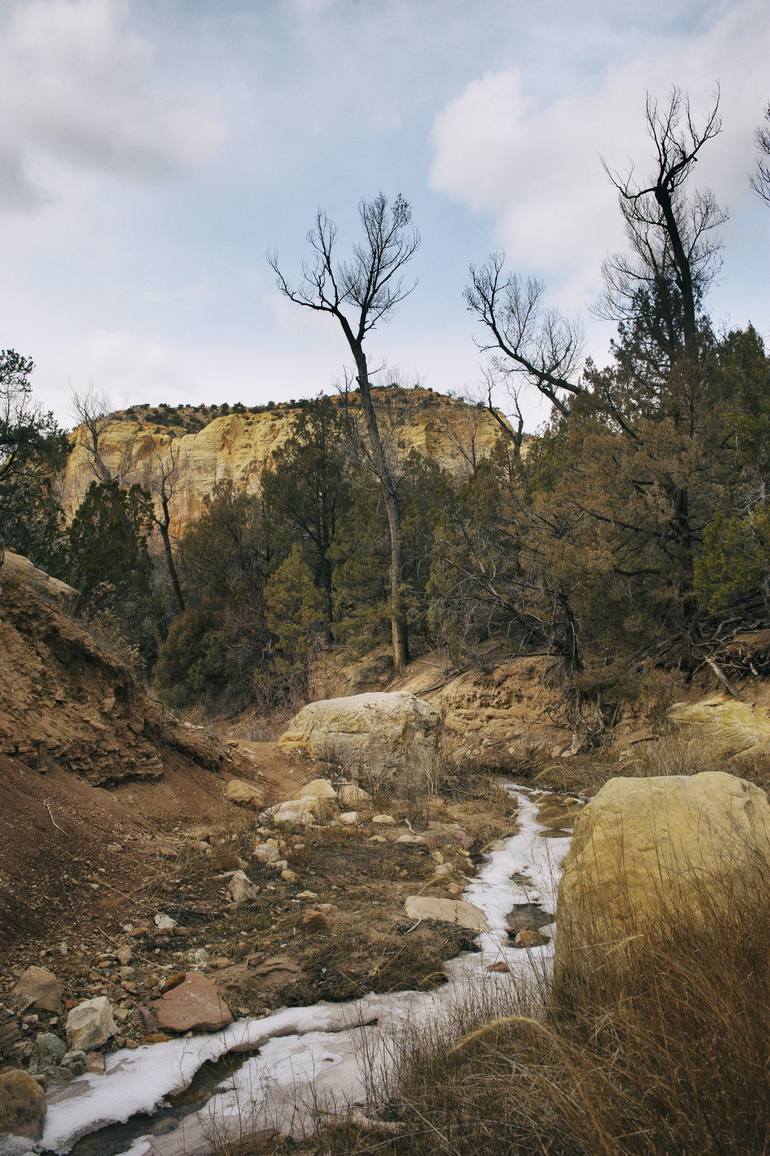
<box><xmin>316</xmin><ymin>855</ymin><xmax>770</xmax><ymax>1155</ymax></box>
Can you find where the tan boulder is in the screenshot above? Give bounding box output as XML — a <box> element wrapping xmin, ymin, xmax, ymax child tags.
<box><xmin>12</xmin><ymin>966</ymin><xmax>63</xmax><ymax>1013</ymax></box>
<box><xmin>299</xmin><ymin>778</ymin><xmax>337</xmax><ymax>800</ymax></box>
<box><xmin>558</xmin><ymin>771</ymin><xmax>770</xmax><ymax>955</ymax></box>
<box><xmin>265</xmin><ymin>798</ymin><xmax>318</xmax><ymax>826</ymax></box>
<box><xmin>667</xmin><ymin>695</ymin><xmax>770</xmax><ymax>760</ymax></box>
<box><xmin>339</xmin><ymin>783</ymin><xmax>371</xmax><ymax>806</ymax></box>
<box><xmin>279</xmin><ymin>692</ymin><xmax>441</xmax><ymax>790</ymax></box>
<box><xmin>65</xmin><ymin>996</ymin><xmax>117</xmax><ymax>1051</ymax></box>
<box><xmin>152</xmin><ymin>972</ymin><xmax>233</xmax><ymax>1033</ymax></box>
<box><xmin>224</xmin><ymin>778</ymin><xmax>265</xmax><ymax>808</ymax></box>
<box><xmin>404</xmin><ymin>896</ymin><xmax>489</xmax><ymax>932</ymax></box>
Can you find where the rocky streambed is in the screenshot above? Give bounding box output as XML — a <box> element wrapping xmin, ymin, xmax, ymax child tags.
<box><xmin>31</xmin><ymin>788</ymin><xmax>576</xmax><ymax>1156</ymax></box>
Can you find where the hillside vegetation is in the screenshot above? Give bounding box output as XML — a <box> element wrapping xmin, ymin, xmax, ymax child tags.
<box><xmin>2</xmin><ymin>89</ymin><xmax>769</xmax><ymax>740</ymax></box>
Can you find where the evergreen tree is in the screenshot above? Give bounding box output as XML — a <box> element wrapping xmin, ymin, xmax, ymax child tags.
<box><xmin>0</xmin><ymin>349</ymin><xmax>69</xmax><ymax>572</ymax></box>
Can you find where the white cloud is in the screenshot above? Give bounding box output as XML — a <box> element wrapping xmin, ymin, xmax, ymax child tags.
<box><xmin>429</xmin><ymin>0</ymin><xmax>770</xmax><ymax>308</ymax></box>
<box><xmin>0</xmin><ymin>0</ymin><xmax>225</xmax><ymax>212</ymax></box>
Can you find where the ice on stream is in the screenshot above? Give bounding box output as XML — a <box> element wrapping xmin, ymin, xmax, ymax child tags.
<box><xmin>35</xmin><ymin>787</ymin><xmax>573</xmax><ymax>1156</ymax></box>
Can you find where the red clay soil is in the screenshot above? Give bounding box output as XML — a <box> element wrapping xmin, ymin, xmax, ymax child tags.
<box><xmin>0</xmin><ymin>563</ymin><xmax>295</xmax><ymax>961</ymax></box>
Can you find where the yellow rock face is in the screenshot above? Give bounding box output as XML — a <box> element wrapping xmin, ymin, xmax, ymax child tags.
<box><xmin>667</xmin><ymin>695</ymin><xmax>770</xmax><ymax>760</ymax></box>
<box><xmin>62</xmin><ymin>390</ymin><xmax>510</xmax><ymax>534</ymax></box>
<box><xmin>558</xmin><ymin>771</ymin><xmax>770</xmax><ymax>952</ymax></box>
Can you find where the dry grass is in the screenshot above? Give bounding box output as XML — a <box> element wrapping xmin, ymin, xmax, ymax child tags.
<box><xmin>535</xmin><ymin>729</ymin><xmax>770</xmax><ymax>797</ymax></box>
<box><xmin>314</xmin><ymin>855</ymin><xmax>770</xmax><ymax>1156</ymax></box>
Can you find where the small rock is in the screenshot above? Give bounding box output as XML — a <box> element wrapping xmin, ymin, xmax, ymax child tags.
<box><xmin>29</xmin><ymin>1032</ymin><xmax>66</xmax><ymax>1074</ymax></box>
<box><xmin>487</xmin><ymin>961</ymin><xmax>510</xmax><ymax>973</ymax></box>
<box><xmin>154</xmin><ymin>913</ymin><xmax>177</xmax><ymax>932</ymax></box>
<box><xmin>62</xmin><ymin>1049</ymin><xmax>86</xmax><ymax>1077</ymax></box>
<box><xmin>65</xmin><ymin>997</ymin><xmax>117</xmax><ymax>1051</ymax></box>
<box><xmin>85</xmin><ymin>1051</ymin><xmax>106</xmax><ymax>1075</ymax></box>
<box><xmin>116</xmin><ymin>945</ymin><xmax>133</xmax><ymax>966</ymax></box>
<box><xmin>12</xmin><ymin>966</ymin><xmax>63</xmax><ymax>1013</ymax></box>
<box><xmin>514</xmin><ymin>929</ymin><xmax>551</xmax><ymax>949</ymax></box>
<box><xmin>225</xmin><ymin>778</ymin><xmax>265</xmax><ymax>808</ymax></box>
<box><xmin>372</xmin><ymin>814</ymin><xmax>396</xmax><ymax>825</ymax></box>
<box><xmin>404</xmin><ymin>896</ymin><xmax>489</xmax><ymax>932</ymax></box>
<box><xmin>265</xmin><ymin>798</ymin><xmax>318</xmax><ymax>826</ymax></box>
<box><xmin>227</xmin><ymin>870</ymin><xmax>258</xmax><ymax>906</ymax></box>
<box><xmin>245</xmin><ymin>954</ymin><xmax>303</xmax><ymax>991</ymax></box>
<box><xmin>296</xmin><ymin>890</ymin><xmax>318</xmax><ymax>900</ymax></box>
<box><xmin>368</xmin><ymin>835</ymin><xmax>387</xmax><ymax>843</ymax></box>
<box><xmin>0</xmin><ymin>1069</ymin><xmax>47</xmax><ymax>1139</ymax></box>
<box><xmin>433</xmin><ymin>864</ymin><xmax>451</xmax><ymax>878</ymax></box>
<box><xmin>160</xmin><ymin>973</ymin><xmax>187</xmax><ymax>994</ymax></box>
<box><xmin>302</xmin><ymin>909</ymin><xmax>330</xmax><ymax>933</ymax></box>
<box><xmin>396</xmin><ymin>833</ymin><xmax>426</xmax><ymax>845</ymax></box>
<box><xmin>281</xmin><ymin>868</ymin><xmax>297</xmax><ymax>883</ymax></box>
<box><xmin>338</xmin><ymin>811</ymin><xmax>359</xmax><ymax>825</ymax></box>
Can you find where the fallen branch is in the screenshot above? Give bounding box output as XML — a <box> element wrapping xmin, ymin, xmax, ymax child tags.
<box><xmin>703</xmin><ymin>654</ymin><xmax>743</xmax><ymax>701</ymax></box>
<box><xmin>44</xmin><ymin>800</ymin><xmax>66</xmax><ymax>834</ymax></box>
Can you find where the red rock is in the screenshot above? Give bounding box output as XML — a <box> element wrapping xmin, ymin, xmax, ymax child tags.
<box><xmin>152</xmin><ymin>972</ymin><xmax>233</xmax><ymax>1033</ymax></box>
<box><xmin>302</xmin><ymin>909</ymin><xmax>330</xmax><ymax>933</ymax></box>
<box><xmin>487</xmin><ymin>961</ymin><xmax>510</xmax><ymax>973</ymax></box>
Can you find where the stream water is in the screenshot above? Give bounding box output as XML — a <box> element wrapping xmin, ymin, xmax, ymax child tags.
<box><xmin>37</xmin><ymin>787</ymin><xmax>575</xmax><ymax>1156</ymax></box>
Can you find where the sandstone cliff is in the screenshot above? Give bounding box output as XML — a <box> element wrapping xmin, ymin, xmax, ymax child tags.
<box><xmin>62</xmin><ymin>388</ymin><xmax>511</xmax><ymax>532</ymax></box>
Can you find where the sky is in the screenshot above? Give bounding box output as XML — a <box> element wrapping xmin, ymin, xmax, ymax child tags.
<box><xmin>0</xmin><ymin>0</ymin><xmax>768</xmax><ymax>431</ymax></box>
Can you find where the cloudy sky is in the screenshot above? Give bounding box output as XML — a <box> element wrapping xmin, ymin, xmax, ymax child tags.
<box><xmin>1</xmin><ymin>0</ymin><xmax>768</xmax><ymax>429</ymax></box>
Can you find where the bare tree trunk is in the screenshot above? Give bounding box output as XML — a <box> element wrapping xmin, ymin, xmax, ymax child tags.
<box><xmin>353</xmin><ymin>350</ymin><xmax>409</xmax><ymax>672</ymax></box>
<box><xmin>158</xmin><ymin>495</ymin><xmax>185</xmax><ymax>613</ymax></box>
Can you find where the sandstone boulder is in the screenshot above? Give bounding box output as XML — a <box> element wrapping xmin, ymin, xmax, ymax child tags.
<box><xmin>225</xmin><ymin>778</ymin><xmax>265</xmax><ymax>808</ymax></box>
<box><xmin>152</xmin><ymin>972</ymin><xmax>232</xmax><ymax>1033</ymax></box>
<box><xmin>338</xmin><ymin>783</ymin><xmax>371</xmax><ymax>806</ymax></box>
<box><xmin>0</xmin><ymin>1068</ymin><xmax>46</xmax><ymax>1141</ymax></box>
<box><xmin>65</xmin><ymin>997</ymin><xmax>116</xmax><ymax>1051</ymax></box>
<box><xmin>11</xmin><ymin>966</ymin><xmax>63</xmax><ymax>1013</ymax></box>
<box><xmin>667</xmin><ymin>696</ymin><xmax>770</xmax><ymax>760</ymax></box>
<box><xmin>299</xmin><ymin>778</ymin><xmax>337</xmax><ymax>800</ymax></box>
<box><xmin>404</xmin><ymin>896</ymin><xmax>489</xmax><ymax>932</ymax></box>
<box><xmin>558</xmin><ymin>771</ymin><xmax>770</xmax><ymax>955</ymax></box>
<box><xmin>279</xmin><ymin>692</ymin><xmax>441</xmax><ymax>790</ymax></box>
<box><xmin>265</xmin><ymin>798</ymin><xmax>318</xmax><ymax>826</ymax></box>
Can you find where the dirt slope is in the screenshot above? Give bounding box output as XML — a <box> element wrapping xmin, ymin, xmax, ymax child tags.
<box><xmin>0</xmin><ymin>557</ymin><xmax>291</xmax><ymax>954</ymax></box>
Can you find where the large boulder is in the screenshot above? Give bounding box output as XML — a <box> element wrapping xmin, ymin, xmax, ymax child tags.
<box><xmin>558</xmin><ymin>771</ymin><xmax>770</xmax><ymax>956</ymax></box>
<box><xmin>279</xmin><ymin>692</ymin><xmax>441</xmax><ymax>790</ymax></box>
<box><xmin>152</xmin><ymin>972</ymin><xmax>233</xmax><ymax>1033</ymax></box>
<box><xmin>667</xmin><ymin>695</ymin><xmax>770</xmax><ymax>760</ymax></box>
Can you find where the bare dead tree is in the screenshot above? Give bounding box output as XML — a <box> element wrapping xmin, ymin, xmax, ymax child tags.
<box><xmin>599</xmin><ymin>87</ymin><xmax>725</xmax><ymax>364</ymax></box>
<box><xmin>268</xmin><ymin>193</ymin><xmax>420</xmax><ymax>672</ymax></box>
<box><xmin>465</xmin><ymin>255</ymin><xmax>584</xmax><ymax>417</ymax></box>
<box><xmin>143</xmin><ymin>439</ymin><xmax>186</xmax><ymax>612</ymax></box>
<box><xmin>480</xmin><ymin>366</ymin><xmax>525</xmax><ymax>457</ymax></box>
<box><xmin>751</xmin><ymin>101</ymin><xmax>770</xmax><ymax>205</ymax></box>
<box><xmin>71</xmin><ymin>387</ymin><xmax>138</xmax><ymax>484</ymax></box>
